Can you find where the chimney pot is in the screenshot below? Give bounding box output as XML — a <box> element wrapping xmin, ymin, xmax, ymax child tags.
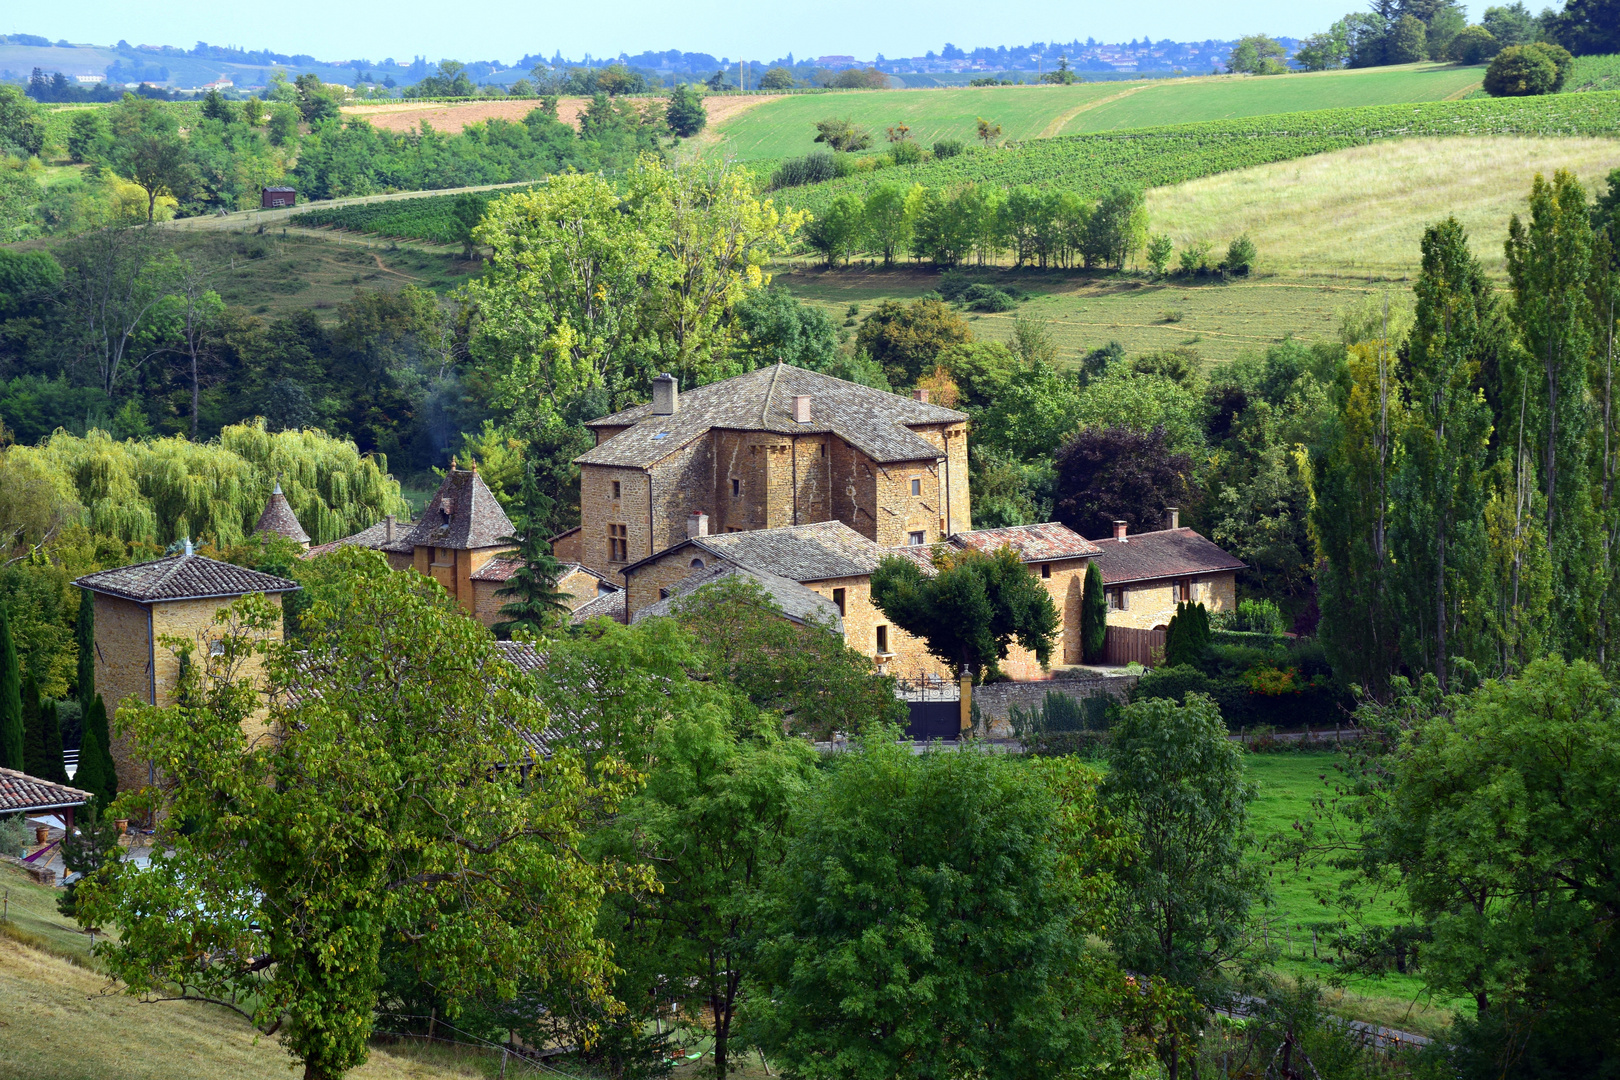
<box><xmin>913</xmin><ymin>388</ymin><xmax>930</xmax><ymax>403</ymax></box>
<box><xmin>385</xmin><ymin>514</ymin><xmax>396</xmax><ymax>542</ymax></box>
<box><xmin>1167</xmin><ymin>506</ymin><xmax>1179</xmax><ymax>530</ymax></box>
<box><xmin>687</xmin><ymin>511</ymin><xmax>709</xmax><ymax>538</ymax></box>
<box><xmin>792</xmin><ymin>395</ymin><xmax>812</xmax><ymax>423</ymax></box>
<box><xmin>652</xmin><ymin>373</ymin><xmax>679</xmax><ymax>416</ymax></box>
<box><xmin>1113</xmin><ymin>520</ymin><xmax>1128</xmax><ymax>543</ymax></box>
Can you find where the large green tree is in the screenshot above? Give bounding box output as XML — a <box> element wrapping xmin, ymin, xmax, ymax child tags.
<box><xmin>871</xmin><ymin>546</ymin><xmax>1059</xmax><ymax>681</ymax></box>
<box><xmin>77</xmin><ymin>549</ymin><xmax>644</xmax><ymax>1080</ymax></box>
<box><xmin>1390</xmin><ymin>218</ymin><xmax>1500</xmax><ymax>686</ymax></box>
<box><xmin>1103</xmin><ymin>692</ymin><xmax>1263</xmax><ymax>1080</ymax></box>
<box><xmin>748</xmin><ymin>739</ymin><xmax>1130</xmax><ymax>1080</ymax></box>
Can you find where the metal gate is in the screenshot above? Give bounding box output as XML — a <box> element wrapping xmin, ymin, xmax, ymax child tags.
<box><xmin>907</xmin><ymin>699</ymin><xmax>960</xmax><ymax>741</ymax></box>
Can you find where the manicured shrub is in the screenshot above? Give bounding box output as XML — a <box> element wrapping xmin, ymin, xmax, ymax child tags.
<box><xmin>1164</xmin><ymin>601</ymin><xmax>1211</xmax><ymax>667</ymax></box>
<box><xmin>1485</xmin><ymin>42</ymin><xmax>1573</xmax><ymax>96</ymax></box>
<box><xmin>1081</xmin><ymin>561</ymin><xmax>1107</xmax><ymax>663</ymax></box>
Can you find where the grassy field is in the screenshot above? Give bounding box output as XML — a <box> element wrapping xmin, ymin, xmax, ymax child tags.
<box><xmin>1148</xmin><ymin>135</ymin><xmax>1620</xmax><ymax>278</ymax></box>
<box><xmin>779</xmin><ymin>264</ymin><xmax>1380</xmax><ymax>365</ymax></box>
<box><xmin>707</xmin><ymin>64</ymin><xmax>1491</xmax><ymax>162</ymax></box>
<box><xmin>1245</xmin><ymin>753</ymin><xmax>1460</xmax><ymax>1037</ymax></box>
<box><xmin>0</xmin><ymin>862</ymin><xmax>498</xmax><ymax>1079</ymax></box>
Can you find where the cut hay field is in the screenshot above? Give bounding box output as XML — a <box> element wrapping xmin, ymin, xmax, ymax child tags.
<box><xmin>707</xmin><ymin>63</ymin><xmax>1491</xmax><ymax>162</ymax></box>
<box><xmin>777</xmin><ymin>266</ymin><xmax>1380</xmax><ymax>365</ymax></box>
<box><xmin>341</xmin><ymin>93</ymin><xmax>771</xmax><ymax>134</ymax></box>
<box><xmin>1148</xmin><ymin>136</ymin><xmax>1620</xmax><ymax>278</ymax></box>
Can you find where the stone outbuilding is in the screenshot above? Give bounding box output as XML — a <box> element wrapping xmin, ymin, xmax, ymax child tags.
<box><xmin>1089</xmin><ymin>514</ymin><xmax>1245</xmax><ymax>630</ymax></box>
<box><xmin>948</xmin><ymin>522</ymin><xmax>1101</xmax><ymax>674</ymax></box>
<box><xmin>562</xmin><ymin>364</ymin><xmax>971</xmax><ymax>583</ymax></box>
<box><xmin>469</xmin><ymin>557</ymin><xmax>620</xmax><ymax>627</ymax></box>
<box><xmin>73</xmin><ymin>546</ymin><xmax>299</xmax><ymax>793</ymax></box>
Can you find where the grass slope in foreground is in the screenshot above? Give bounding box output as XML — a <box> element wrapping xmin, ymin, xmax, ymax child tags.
<box><xmin>779</xmin><ymin>89</ymin><xmax>1620</xmax><ymax>218</ymax></box>
<box><xmin>706</xmin><ymin>63</ymin><xmax>1488</xmax><ymax>162</ymax></box>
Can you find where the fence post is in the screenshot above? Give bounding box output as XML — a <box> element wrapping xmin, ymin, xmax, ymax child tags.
<box><xmin>500</xmin><ymin>1048</ymin><xmax>507</xmax><ymax>1079</ymax></box>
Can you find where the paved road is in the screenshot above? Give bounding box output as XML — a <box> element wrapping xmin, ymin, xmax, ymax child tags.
<box><xmin>158</xmin><ymin>180</ymin><xmax>536</xmax><ymax>232</ymax></box>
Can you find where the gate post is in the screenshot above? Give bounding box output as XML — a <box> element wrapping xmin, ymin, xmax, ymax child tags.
<box><xmin>959</xmin><ymin>671</ymin><xmax>973</xmax><ymax>736</ymax></box>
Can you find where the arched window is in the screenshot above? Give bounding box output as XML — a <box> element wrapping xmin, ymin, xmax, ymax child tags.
<box><xmin>690</xmin><ymin>558</ymin><xmax>705</xmax><ymax>569</ymax></box>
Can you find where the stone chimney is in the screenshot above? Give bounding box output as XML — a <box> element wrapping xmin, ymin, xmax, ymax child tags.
<box><xmin>1167</xmin><ymin>506</ymin><xmax>1179</xmax><ymax>530</ymax></box>
<box><xmin>687</xmin><ymin>511</ymin><xmax>709</xmax><ymax>538</ymax></box>
<box><xmin>652</xmin><ymin>373</ymin><xmax>679</xmax><ymax>416</ymax></box>
<box><xmin>913</xmin><ymin>388</ymin><xmax>930</xmax><ymax>403</ymax></box>
<box><xmin>385</xmin><ymin>514</ymin><xmax>396</xmax><ymax>543</ymax></box>
<box><xmin>792</xmin><ymin>395</ymin><xmax>812</xmax><ymax>423</ymax></box>
<box><xmin>1113</xmin><ymin>520</ymin><xmax>1128</xmax><ymax>543</ymax></box>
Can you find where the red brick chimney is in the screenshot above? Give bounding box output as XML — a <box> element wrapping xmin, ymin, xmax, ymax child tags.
<box><xmin>1113</xmin><ymin>520</ymin><xmax>1128</xmax><ymax>542</ymax></box>
<box><xmin>792</xmin><ymin>395</ymin><xmax>812</xmax><ymax>423</ymax></box>
<box><xmin>913</xmin><ymin>388</ymin><xmax>930</xmax><ymax>403</ymax></box>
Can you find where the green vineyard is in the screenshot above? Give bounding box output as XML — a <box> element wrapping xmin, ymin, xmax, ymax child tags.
<box><xmin>290</xmin><ymin>186</ymin><xmax>539</xmax><ymax>244</ymax></box>
<box><xmin>777</xmin><ymin>89</ymin><xmax>1620</xmax><ymax>216</ymax></box>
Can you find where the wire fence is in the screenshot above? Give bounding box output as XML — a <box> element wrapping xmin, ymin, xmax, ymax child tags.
<box><xmin>373</xmin><ymin>1015</ymin><xmax>588</xmax><ymax>1079</ymax></box>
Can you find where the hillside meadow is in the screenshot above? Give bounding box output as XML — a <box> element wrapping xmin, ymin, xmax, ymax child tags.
<box><xmin>1147</xmin><ymin>135</ymin><xmax>1620</xmax><ymax>277</ymax></box>
<box><xmin>706</xmin><ymin>63</ymin><xmax>1492</xmax><ymax>162</ymax></box>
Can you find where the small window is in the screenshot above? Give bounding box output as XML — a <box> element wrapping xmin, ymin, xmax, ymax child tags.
<box><xmin>1177</xmin><ymin>578</ymin><xmax>1191</xmax><ymax>602</ymax></box>
<box><xmin>690</xmin><ymin>557</ymin><xmax>705</xmax><ymax>569</ymax></box>
<box><xmin>209</xmin><ymin>638</ymin><xmax>226</xmax><ymax>657</ymax></box>
<box><xmin>1041</xmin><ymin>563</ymin><xmax>1051</xmax><ymax>579</ymax></box>
<box><xmin>908</xmin><ymin>531</ymin><xmax>925</xmax><ymax>546</ymax></box>
<box><xmin>832</xmin><ymin>587</ymin><xmax>846</xmax><ymax>616</ymax></box>
<box><xmin>820</xmin><ymin>444</ymin><xmax>826</xmax><ymax>456</ymax></box>
<box><xmin>910</xmin><ymin>478</ymin><xmax>921</xmax><ymax>496</ymax></box>
<box><xmin>731</xmin><ymin>478</ymin><xmax>741</xmax><ymax>497</ymax></box>
<box><xmin>876</xmin><ymin>625</ymin><xmax>889</xmax><ymax>655</ymax></box>
<box><xmin>612</xmin><ymin>480</ymin><xmax>621</xmax><ymax>499</ymax></box>
<box><xmin>608</xmin><ymin>523</ymin><xmax>629</xmax><ymax>562</ymax></box>
<box><xmin>659</xmin><ymin>587</ymin><xmax>670</xmax><ymax>599</ymax></box>
<box><xmin>651</xmin><ymin>432</ymin><xmax>670</xmax><ymax>441</ymax></box>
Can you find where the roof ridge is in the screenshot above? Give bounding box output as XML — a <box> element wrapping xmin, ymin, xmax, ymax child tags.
<box><xmin>760</xmin><ymin>361</ymin><xmax>784</xmax><ymax>426</ymax></box>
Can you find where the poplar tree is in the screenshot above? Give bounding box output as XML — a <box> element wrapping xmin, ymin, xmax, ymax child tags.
<box><xmin>21</xmin><ymin>669</ymin><xmax>46</xmax><ymax>778</ymax></box>
<box><xmin>1392</xmin><ymin>219</ymin><xmax>1498</xmax><ymax>686</ymax></box>
<box><xmin>76</xmin><ymin>694</ymin><xmax>116</xmax><ymax>808</ymax></box>
<box><xmin>1505</xmin><ymin>170</ymin><xmax>1599</xmax><ymax>657</ymax></box>
<box><xmin>75</xmin><ymin>590</ymin><xmax>94</xmax><ymax>718</ymax></box>
<box><xmin>1081</xmin><ymin>560</ymin><xmax>1108</xmax><ymax>663</ymax></box>
<box><xmin>0</xmin><ymin>605</ymin><xmax>23</xmax><ymax>771</ymax></box>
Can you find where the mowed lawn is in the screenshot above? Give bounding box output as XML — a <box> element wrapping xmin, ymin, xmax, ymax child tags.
<box><xmin>708</xmin><ymin>64</ymin><xmax>1490</xmax><ymax>162</ymax></box>
<box><xmin>778</xmin><ymin>265</ymin><xmax>1377</xmax><ymax>365</ymax></box>
<box><xmin>1060</xmin><ymin>62</ymin><xmax>1486</xmax><ymax>133</ymax></box>
<box><xmin>1147</xmin><ymin>135</ymin><xmax>1620</xmax><ymax>278</ymax></box>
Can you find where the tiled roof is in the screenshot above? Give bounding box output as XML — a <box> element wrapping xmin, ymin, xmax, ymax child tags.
<box><xmin>570</xmin><ymin>589</ymin><xmax>627</xmax><ymax>625</ymax></box>
<box><xmin>471</xmin><ymin>559</ymin><xmax>614</xmax><ymax>586</ymax></box>
<box><xmin>680</xmin><ymin>521</ymin><xmax>886</xmax><ymax>582</ymax></box>
<box><xmin>631</xmin><ymin>563</ymin><xmax>844</xmax><ymax>632</ymax></box>
<box><xmin>0</xmin><ymin>767</ymin><xmax>93</xmax><ymax>813</ymax></box>
<box><xmin>577</xmin><ymin>363</ymin><xmax>965</xmax><ymax>469</ymax></box>
<box><xmin>395</xmin><ymin>466</ymin><xmax>515</xmax><ymax>552</ymax></box>
<box><xmin>303</xmin><ymin>516</ymin><xmax>413</xmax><ymax>559</ymax></box>
<box><xmin>493</xmin><ymin>640</ymin><xmax>546</xmax><ymax>673</ymax></box>
<box><xmin>255</xmin><ymin>482</ymin><xmax>310</xmax><ymax>545</ymax></box>
<box><xmin>76</xmin><ymin>554</ymin><xmax>299</xmax><ymax>603</ymax></box>
<box><xmin>950</xmin><ymin>522</ymin><xmax>1100</xmax><ymax>562</ymax></box>
<box><xmin>1090</xmin><ymin>528</ymin><xmax>1246</xmax><ymax>585</ymax></box>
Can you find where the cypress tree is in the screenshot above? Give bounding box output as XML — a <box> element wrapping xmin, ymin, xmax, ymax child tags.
<box><xmin>38</xmin><ymin>698</ymin><xmax>68</xmax><ymax>785</ymax></box>
<box><xmin>1081</xmin><ymin>561</ymin><xmax>1108</xmax><ymax>663</ymax></box>
<box><xmin>75</xmin><ymin>590</ymin><xmax>94</xmax><ymax>718</ymax></box>
<box><xmin>21</xmin><ymin>668</ymin><xmax>46</xmax><ymax>778</ymax></box>
<box><xmin>0</xmin><ymin>605</ymin><xmax>23</xmax><ymax>771</ymax></box>
<box><xmin>78</xmin><ymin>694</ymin><xmax>116</xmax><ymax>807</ymax></box>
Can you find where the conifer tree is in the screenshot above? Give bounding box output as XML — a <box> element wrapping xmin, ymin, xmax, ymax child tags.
<box><xmin>0</xmin><ymin>605</ymin><xmax>23</xmax><ymax>771</ymax></box>
<box><xmin>493</xmin><ymin>464</ymin><xmax>572</xmax><ymax>639</ymax></box>
<box><xmin>77</xmin><ymin>694</ymin><xmax>116</xmax><ymax>808</ymax></box>
<box><xmin>75</xmin><ymin>590</ymin><xmax>95</xmax><ymax>718</ymax></box>
<box><xmin>38</xmin><ymin>698</ymin><xmax>68</xmax><ymax>785</ymax></box>
<box><xmin>1081</xmin><ymin>560</ymin><xmax>1108</xmax><ymax>663</ymax></box>
<box><xmin>21</xmin><ymin>668</ymin><xmax>46</xmax><ymax>778</ymax></box>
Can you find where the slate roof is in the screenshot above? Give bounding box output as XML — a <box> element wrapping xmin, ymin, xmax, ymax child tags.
<box><xmin>471</xmin><ymin>559</ymin><xmax>615</xmax><ymax>587</ymax></box>
<box><xmin>569</xmin><ymin>589</ymin><xmax>627</xmax><ymax>625</ymax></box>
<box><xmin>631</xmin><ymin>563</ymin><xmax>844</xmax><ymax>632</ymax></box>
<box><xmin>255</xmin><ymin>482</ymin><xmax>310</xmax><ymax>545</ymax></box>
<box><xmin>577</xmin><ymin>363</ymin><xmax>966</xmax><ymax>469</ymax></box>
<box><xmin>303</xmin><ymin>516</ymin><xmax>414</xmax><ymax>559</ymax></box>
<box><xmin>950</xmin><ymin>523</ymin><xmax>1100</xmax><ymax>563</ymax></box>
<box><xmin>76</xmin><ymin>554</ymin><xmax>299</xmax><ymax>603</ymax></box>
<box><xmin>395</xmin><ymin>466</ymin><xmax>515</xmax><ymax>552</ymax></box>
<box><xmin>0</xmin><ymin>768</ymin><xmax>93</xmax><ymax>813</ymax></box>
<box><xmin>642</xmin><ymin>521</ymin><xmax>886</xmax><ymax>582</ymax></box>
<box><xmin>1089</xmin><ymin>528</ymin><xmax>1246</xmax><ymax>585</ymax></box>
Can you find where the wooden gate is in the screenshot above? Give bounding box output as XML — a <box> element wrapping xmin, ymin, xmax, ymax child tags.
<box><xmin>1104</xmin><ymin>625</ymin><xmax>1165</xmax><ymax>667</ymax></box>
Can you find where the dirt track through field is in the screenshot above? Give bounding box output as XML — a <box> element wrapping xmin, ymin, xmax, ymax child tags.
<box><xmin>341</xmin><ymin>94</ymin><xmax>773</xmax><ymax>134</ymax></box>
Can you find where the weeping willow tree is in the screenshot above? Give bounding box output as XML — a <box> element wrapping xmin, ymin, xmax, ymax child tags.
<box><xmin>10</xmin><ymin>422</ymin><xmax>409</xmax><ymax>548</ymax></box>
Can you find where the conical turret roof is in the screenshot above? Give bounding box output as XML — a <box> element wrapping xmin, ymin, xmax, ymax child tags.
<box><xmin>255</xmin><ymin>479</ymin><xmax>311</xmax><ymax>545</ymax></box>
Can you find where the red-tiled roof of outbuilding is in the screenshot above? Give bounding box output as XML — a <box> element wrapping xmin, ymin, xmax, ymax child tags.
<box><xmin>0</xmin><ymin>768</ymin><xmax>93</xmax><ymax>814</ymax></box>
<box><xmin>950</xmin><ymin>522</ymin><xmax>1101</xmax><ymax>562</ymax></box>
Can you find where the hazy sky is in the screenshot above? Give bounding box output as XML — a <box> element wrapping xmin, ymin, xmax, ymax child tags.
<box><xmin>32</xmin><ymin>1</ymin><xmax>1502</xmax><ymax>65</ymax></box>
